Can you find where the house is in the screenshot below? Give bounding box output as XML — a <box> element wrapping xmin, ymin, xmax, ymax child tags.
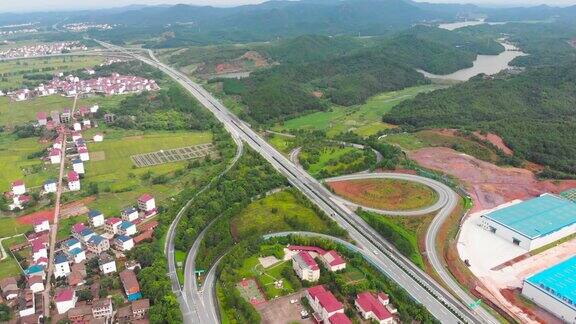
<box><xmin>137</xmin><ymin>194</ymin><xmax>156</xmax><ymax>216</ymax></box>
<box><xmin>64</xmin><ymin>237</ymin><xmax>82</xmax><ymax>251</ymax></box>
<box><xmin>60</xmin><ymin>109</ymin><xmax>71</xmax><ymax>123</ymax></box>
<box><xmin>99</xmin><ymin>253</ymin><xmax>117</xmax><ymax>274</ymax></box>
<box><xmin>54</xmin><ymin>253</ymin><xmax>71</xmax><ymax>278</ymax></box>
<box><xmin>11</xmin><ymin>179</ymin><xmax>26</xmax><ymax>195</ymax></box>
<box><xmin>89</xmin><ymin>209</ymin><xmax>105</xmax><ymax>227</ymax></box>
<box><xmin>120</xmin><ymin>269</ymin><xmax>142</xmax><ymax>301</ymax></box>
<box><xmin>93</xmin><ymin>133</ymin><xmax>104</xmax><ymax>142</ymax></box>
<box><xmin>51</xmin><ymin>111</ymin><xmax>61</xmax><ymax>125</ymax></box>
<box><xmin>82</xmin><ymin>119</ymin><xmax>91</xmax><ymax>128</ymax></box>
<box><xmin>27</xmin><ymin>276</ymin><xmax>44</xmax><ymax>293</ymax></box>
<box><xmin>92</xmin><ymin>298</ymin><xmax>113</xmax><ymax>319</ymax></box>
<box><xmin>31</xmin><ymin>239</ymin><xmax>47</xmax><ymax>262</ymax></box>
<box><xmin>33</xmin><ymin>217</ymin><xmax>50</xmax><ymax>233</ymax></box>
<box><xmin>104</xmin><ymin>113</ymin><xmax>115</xmax><ymax>124</ymax></box>
<box><xmin>132</xmin><ymin>298</ymin><xmax>150</xmax><ymax>319</ymax></box>
<box><xmin>55</xmin><ymin>288</ymin><xmax>77</xmax><ymax>314</ymax></box>
<box><xmin>105</xmin><ymin>217</ymin><xmax>122</xmax><ymax>235</ymax></box>
<box><xmin>328</xmin><ymin>313</ymin><xmax>352</xmax><ymax>324</ymax></box>
<box><xmin>355</xmin><ymin>292</ymin><xmax>394</xmax><ymax>324</ymax></box>
<box><xmin>72</xmin><ymin>222</ymin><xmax>87</xmax><ymax>239</ymax></box>
<box><xmin>71</xmin><ymin>131</ymin><xmax>82</xmax><ymax>142</ymax></box>
<box><xmin>87</xmin><ymin>235</ymin><xmax>110</xmax><ymax>253</ymax></box>
<box><xmin>24</xmin><ymin>265</ymin><xmax>45</xmax><ymax>279</ymax></box>
<box><xmin>36</xmin><ymin>111</ymin><xmax>47</xmax><ymax>125</ymax></box>
<box><xmin>306</xmin><ymin>285</ymin><xmax>345</xmax><ymax>323</ymax></box>
<box><xmin>68</xmin><ymin>305</ymin><xmax>92</xmax><ymax>322</ymax></box>
<box><xmin>118</xmin><ymin>220</ymin><xmax>137</xmax><ymax>236</ymax></box>
<box><xmin>72</xmin><ymin>158</ymin><xmax>85</xmax><ymax>174</ymax></box>
<box><xmin>90</xmin><ymin>104</ymin><xmax>99</xmax><ymax>113</ymax></box>
<box><xmin>1</xmin><ymin>277</ymin><xmax>19</xmax><ymax>300</ymax></box>
<box><xmin>67</xmin><ymin>170</ymin><xmax>80</xmax><ymax>191</ymax></box>
<box><xmin>121</xmin><ymin>207</ymin><xmax>139</xmax><ymax>222</ymax></box>
<box><xmin>320</xmin><ymin>250</ymin><xmax>346</xmax><ymax>272</ymax></box>
<box><xmin>34</xmin><ymin>256</ymin><xmax>48</xmax><ymax>267</ymax></box>
<box><xmin>43</xmin><ymin>179</ymin><xmax>57</xmax><ymax>193</ymax></box>
<box><xmin>68</xmin><ymin>270</ymin><xmax>86</xmax><ymax>287</ymax></box>
<box><xmin>18</xmin><ymin>289</ymin><xmax>35</xmax><ymax>318</ymax></box>
<box><xmin>287</xmin><ymin>245</ymin><xmax>326</xmax><ymax>258</ymax></box>
<box><xmin>114</xmin><ymin>235</ymin><xmax>134</xmax><ymax>251</ymax></box>
<box><xmin>78</xmin><ymin>147</ymin><xmax>90</xmax><ymax>161</ymax></box>
<box><xmin>73</xmin><ymin>122</ymin><xmax>82</xmax><ymax>131</ymax></box>
<box><xmin>67</xmin><ymin>247</ymin><xmax>86</xmax><ymax>263</ymax></box>
<box><xmin>292</xmin><ymin>251</ymin><xmax>320</xmax><ymax>282</ymax></box>
<box><xmin>53</xmin><ymin>137</ymin><xmax>63</xmax><ymax>150</ymax></box>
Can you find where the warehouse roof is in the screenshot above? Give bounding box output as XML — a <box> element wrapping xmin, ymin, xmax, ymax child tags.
<box><xmin>483</xmin><ymin>194</ymin><xmax>576</xmax><ymax>239</ymax></box>
<box><xmin>525</xmin><ymin>256</ymin><xmax>576</xmax><ymax>310</ymax></box>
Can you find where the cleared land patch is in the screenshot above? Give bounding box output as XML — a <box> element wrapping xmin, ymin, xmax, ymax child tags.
<box><xmin>328</xmin><ymin>178</ymin><xmax>438</xmax><ymax>211</ymax></box>
<box><xmin>131</xmin><ymin>143</ymin><xmax>218</xmax><ymax>167</ymax></box>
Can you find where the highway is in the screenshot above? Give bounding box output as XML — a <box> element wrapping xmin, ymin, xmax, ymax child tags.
<box><xmin>97</xmin><ymin>41</ymin><xmax>497</xmax><ymax>324</ymax></box>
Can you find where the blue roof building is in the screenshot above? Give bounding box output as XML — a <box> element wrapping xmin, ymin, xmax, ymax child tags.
<box><xmin>119</xmin><ymin>221</ymin><xmax>134</xmax><ymax>230</ymax></box>
<box><xmin>88</xmin><ymin>210</ymin><xmax>102</xmax><ymax>218</ymax></box>
<box><xmin>481</xmin><ymin>194</ymin><xmax>576</xmax><ymax>250</ymax></box>
<box><xmin>55</xmin><ymin>253</ymin><xmax>68</xmax><ymax>264</ymax></box>
<box><xmin>69</xmin><ymin>247</ymin><xmax>84</xmax><ymax>256</ymax></box>
<box><xmin>65</xmin><ymin>238</ymin><xmax>80</xmax><ymax>248</ymax></box>
<box><xmin>25</xmin><ymin>264</ymin><xmax>44</xmax><ymax>275</ymax></box>
<box><xmin>522</xmin><ymin>256</ymin><xmax>576</xmax><ymax>321</ymax></box>
<box><xmin>88</xmin><ymin>235</ymin><xmax>105</xmax><ymax>245</ymax></box>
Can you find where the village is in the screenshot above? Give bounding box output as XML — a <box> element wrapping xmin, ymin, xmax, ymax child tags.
<box><xmin>0</xmin><ymin>77</ymin><xmax>162</xmax><ymax>322</ymax></box>
<box><xmin>238</xmin><ymin>244</ymin><xmax>399</xmax><ymax>324</ymax></box>
<box><xmin>63</xmin><ymin>23</ymin><xmax>116</xmax><ymax>33</ymax></box>
<box><xmin>5</xmin><ymin>72</ymin><xmax>160</xmax><ymax>102</ymax></box>
<box><xmin>0</xmin><ymin>42</ymin><xmax>87</xmax><ymax>59</ymax></box>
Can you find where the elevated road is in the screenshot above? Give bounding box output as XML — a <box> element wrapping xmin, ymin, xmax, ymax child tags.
<box><xmin>97</xmin><ymin>40</ymin><xmax>497</xmax><ymax>324</ymax></box>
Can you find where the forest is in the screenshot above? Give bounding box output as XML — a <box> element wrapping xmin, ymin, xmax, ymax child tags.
<box><xmin>385</xmin><ymin>65</ymin><xmax>576</xmax><ymax>177</ymax></box>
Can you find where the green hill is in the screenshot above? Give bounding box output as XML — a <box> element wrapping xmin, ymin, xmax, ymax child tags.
<box><xmin>385</xmin><ymin>65</ymin><xmax>576</xmax><ymax>177</ymax></box>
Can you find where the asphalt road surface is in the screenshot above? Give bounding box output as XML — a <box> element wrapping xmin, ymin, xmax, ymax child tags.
<box><xmin>98</xmin><ymin>41</ymin><xmax>497</xmax><ymax>324</ymax></box>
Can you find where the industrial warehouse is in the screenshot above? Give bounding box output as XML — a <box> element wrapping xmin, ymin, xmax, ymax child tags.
<box><xmin>522</xmin><ymin>256</ymin><xmax>576</xmax><ymax>323</ymax></box>
<box><xmin>479</xmin><ymin>194</ymin><xmax>576</xmax><ymax>251</ymax></box>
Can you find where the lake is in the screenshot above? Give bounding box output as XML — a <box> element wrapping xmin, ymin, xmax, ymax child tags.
<box><xmin>438</xmin><ymin>20</ymin><xmax>506</xmax><ymax>31</ymax></box>
<box><xmin>417</xmin><ymin>43</ymin><xmax>527</xmax><ymax>82</ymax></box>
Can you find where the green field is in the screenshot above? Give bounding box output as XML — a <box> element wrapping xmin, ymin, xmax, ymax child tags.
<box><xmin>300</xmin><ymin>145</ymin><xmax>363</xmax><ymax>177</ymax></box>
<box><xmin>0</xmin><ymin>233</ymin><xmax>27</xmax><ymax>280</ymax></box>
<box><xmin>0</xmin><ymin>55</ymin><xmax>105</xmax><ymax>90</ymax></box>
<box><xmin>232</xmin><ymin>190</ymin><xmax>329</xmax><ymax>239</ymax></box>
<box><xmin>236</xmin><ymin>254</ymin><xmax>295</xmax><ymax>299</ymax></box>
<box><xmin>0</xmin><ymin>134</ymin><xmax>59</xmax><ymax>192</ymax></box>
<box><xmin>265</xmin><ymin>134</ymin><xmax>296</xmax><ymax>154</ymax></box>
<box><xmin>0</xmin><ymin>217</ymin><xmax>32</xmax><ymax>238</ymax></box>
<box><xmin>380</xmin><ymin>133</ymin><xmax>425</xmax><ymax>150</ymax></box>
<box><xmin>57</xmin><ymin>215</ymin><xmax>88</xmax><ymax>240</ymax></box>
<box><xmin>82</xmin><ymin>129</ymin><xmax>214</xmax><ymax>215</ymax></box>
<box><xmin>276</xmin><ymin>85</ymin><xmax>442</xmax><ymax>137</ymax></box>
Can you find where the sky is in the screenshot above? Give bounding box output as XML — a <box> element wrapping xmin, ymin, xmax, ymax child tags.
<box><xmin>3</xmin><ymin>0</ymin><xmax>576</xmax><ymax>13</ymax></box>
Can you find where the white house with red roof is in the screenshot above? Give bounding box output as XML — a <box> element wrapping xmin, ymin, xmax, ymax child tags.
<box><xmin>292</xmin><ymin>251</ymin><xmax>320</xmax><ymax>282</ymax></box>
<box><xmin>71</xmin><ymin>132</ymin><xmax>82</xmax><ymax>142</ymax></box>
<box><xmin>355</xmin><ymin>292</ymin><xmax>395</xmax><ymax>324</ymax></box>
<box><xmin>33</xmin><ymin>217</ymin><xmax>50</xmax><ymax>233</ymax></box>
<box><xmin>67</xmin><ymin>171</ymin><xmax>80</xmax><ymax>191</ymax></box>
<box><xmin>36</xmin><ymin>111</ymin><xmax>47</xmax><ymax>125</ymax></box>
<box><xmin>306</xmin><ymin>285</ymin><xmax>347</xmax><ymax>323</ymax></box>
<box><xmin>105</xmin><ymin>218</ymin><xmax>122</xmax><ymax>235</ymax></box>
<box><xmin>53</xmin><ymin>136</ymin><xmax>63</xmax><ymax>150</ymax></box>
<box><xmin>320</xmin><ymin>250</ymin><xmax>347</xmax><ymax>272</ymax></box>
<box><xmin>137</xmin><ymin>194</ymin><xmax>157</xmax><ymax>217</ymax></box>
<box><xmin>49</xmin><ymin>148</ymin><xmax>62</xmax><ymax>164</ymax></box>
<box><xmin>55</xmin><ymin>288</ymin><xmax>77</xmax><ymax>314</ymax></box>
<box><xmin>11</xmin><ymin>180</ymin><xmax>26</xmax><ymax>195</ymax></box>
<box><xmin>31</xmin><ymin>239</ymin><xmax>47</xmax><ymax>262</ymax></box>
<box><xmin>78</xmin><ymin>147</ymin><xmax>90</xmax><ymax>161</ymax></box>
<box><xmin>327</xmin><ymin>313</ymin><xmax>352</xmax><ymax>324</ymax></box>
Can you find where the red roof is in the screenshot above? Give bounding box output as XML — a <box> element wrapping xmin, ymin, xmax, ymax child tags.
<box><xmin>78</xmin><ymin>147</ymin><xmax>88</xmax><ymax>153</ymax></box>
<box><xmin>31</xmin><ymin>239</ymin><xmax>45</xmax><ymax>253</ymax></box>
<box><xmin>308</xmin><ymin>285</ymin><xmax>343</xmax><ymax>313</ymax></box>
<box><xmin>11</xmin><ymin>180</ymin><xmax>24</xmax><ymax>187</ymax></box>
<box><xmin>49</xmin><ymin>148</ymin><xmax>61</xmax><ymax>156</ymax></box>
<box><xmin>355</xmin><ymin>292</ymin><xmax>392</xmax><ymax>321</ymax></box>
<box><xmin>18</xmin><ymin>194</ymin><xmax>31</xmax><ymax>204</ymax></box>
<box><xmin>33</xmin><ymin>216</ymin><xmax>48</xmax><ymax>226</ymax></box>
<box><xmin>105</xmin><ymin>217</ymin><xmax>121</xmax><ymax>225</ymax></box>
<box><xmin>120</xmin><ymin>270</ymin><xmax>140</xmax><ymax>294</ymax></box>
<box><xmin>288</xmin><ymin>245</ymin><xmax>326</xmax><ymax>255</ymax></box>
<box><xmin>35</xmin><ymin>257</ymin><xmax>48</xmax><ymax>265</ymax></box>
<box><xmin>328</xmin><ymin>313</ymin><xmax>352</xmax><ymax>324</ymax></box>
<box><xmin>138</xmin><ymin>220</ymin><xmax>159</xmax><ymax>232</ymax></box>
<box><xmin>295</xmin><ymin>251</ymin><xmax>319</xmax><ymax>270</ymax></box>
<box><xmin>138</xmin><ymin>194</ymin><xmax>154</xmax><ymax>202</ymax></box>
<box><xmin>72</xmin><ymin>223</ymin><xmax>86</xmax><ymax>233</ymax></box>
<box><xmin>55</xmin><ymin>288</ymin><xmax>75</xmax><ymax>302</ymax></box>
<box><xmin>323</xmin><ymin>250</ymin><xmax>346</xmax><ymax>267</ymax></box>
<box><xmin>68</xmin><ymin>171</ymin><xmax>79</xmax><ymax>181</ymax></box>
<box><xmin>37</xmin><ymin>111</ymin><xmax>47</xmax><ymax>119</ymax></box>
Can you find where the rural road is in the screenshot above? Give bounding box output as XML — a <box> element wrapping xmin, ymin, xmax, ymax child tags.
<box><xmin>98</xmin><ymin>41</ymin><xmax>497</xmax><ymax>324</ymax></box>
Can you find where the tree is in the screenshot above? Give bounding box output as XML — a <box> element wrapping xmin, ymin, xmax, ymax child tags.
<box><xmin>0</xmin><ymin>304</ymin><xmax>11</xmax><ymax>321</ymax></box>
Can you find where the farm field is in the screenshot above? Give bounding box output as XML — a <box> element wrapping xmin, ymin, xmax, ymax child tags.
<box><xmin>0</xmin><ymin>134</ymin><xmax>59</xmax><ymax>192</ymax></box>
<box><xmin>231</xmin><ymin>190</ymin><xmax>329</xmax><ymax>240</ymax></box>
<box><xmin>82</xmin><ymin>129</ymin><xmax>215</xmax><ymax>215</ymax></box>
<box><xmin>0</xmin><ymin>229</ymin><xmax>29</xmax><ymax>280</ymax></box>
<box><xmin>0</xmin><ymin>93</ymin><xmax>129</xmax><ymax>128</ymax></box>
<box><xmin>0</xmin><ymin>55</ymin><xmax>105</xmax><ymax>90</ymax></box>
<box><xmin>327</xmin><ymin>178</ymin><xmax>438</xmax><ymax>211</ymax></box>
<box><xmin>265</xmin><ymin>133</ymin><xmax>296</xmax><ymax>155</ymax></box>
<box><xmin>276</xmin><ymin>85</ymin><xmax>442</xmax><ymax>137</ymax></box>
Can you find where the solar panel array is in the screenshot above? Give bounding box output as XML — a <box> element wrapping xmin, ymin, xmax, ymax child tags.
<box><xmin>131</xmin><ymin>143</ymin><xmax>217</xmax><ymax>167</ymax></box>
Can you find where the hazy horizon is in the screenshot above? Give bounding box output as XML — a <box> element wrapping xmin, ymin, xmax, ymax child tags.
<box><xmin>1</xmin><ymin>0</ymin><xmax>576</xmax><ymax>13</ymax></box>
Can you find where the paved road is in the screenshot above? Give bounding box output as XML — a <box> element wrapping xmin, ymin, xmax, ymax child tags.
<box><xmin>98</xmin><ymin>41</ymin><xmax>496</xmax><ymax>324</ymax></box>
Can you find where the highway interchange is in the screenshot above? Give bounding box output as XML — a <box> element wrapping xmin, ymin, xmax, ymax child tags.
<box><xmin>98</xmin><ymin>41</ymin><xmax>498</xmax><ymax>324</ymax></box>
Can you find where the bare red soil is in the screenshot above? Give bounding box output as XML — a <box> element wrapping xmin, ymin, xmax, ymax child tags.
<box><xmin>17</xmin><ymin>197</ymin><xmax>95</xmax><ymax>225</ymax></box>
<box><xmin>409</xmin><ymin>147</ymin><xmax>576</xmax><ymax>212</ymax></box>
<box><xmin>500</xmin><ymin>289</ymin><xmax>563</xmax><ymax>324</ymax></box>
<box><xmin>17</xmin><ymin>210</ymin><xmax>54</xmax><ymax>225</ymax></box>
<box><xmin>473</xmin><ymin>131</ymin><xmax>514</xmax><ymax>156</ymax></box>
